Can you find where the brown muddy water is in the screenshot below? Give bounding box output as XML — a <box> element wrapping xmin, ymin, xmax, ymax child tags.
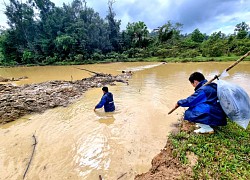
<box><xmin>0</xmin><ymin>62</ymin><xmax>250</xmax><ymax>180</ymax></box>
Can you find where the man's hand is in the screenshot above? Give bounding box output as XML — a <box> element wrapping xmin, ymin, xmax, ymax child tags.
<box><xmin>175</xmin><ymin>103</ymin><xmax>179</xmax><ymax>108</ymax></box>
<box><xmin>168</xmin><ymin>103</ymin><xmax>179</xmax><ymax>115</ymax></box>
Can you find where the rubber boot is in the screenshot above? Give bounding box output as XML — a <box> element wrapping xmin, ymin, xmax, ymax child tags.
<box><xmin>194</xmin><ymin>124</ymin><xmax>214</xmax><ymax>134</ymax></box>
<box><xmin>195</xmin><ymin>123</ymin><xmax>202</xmax><ymax>128</ymax></box>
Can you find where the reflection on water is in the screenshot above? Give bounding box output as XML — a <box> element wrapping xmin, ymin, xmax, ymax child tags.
<box><xmin>75</xmin><ymin>133</ymin><xmax>111</xmax><ymax>178</ymax></box>
<box><xmin>95</xmin><ymin>111</ymin><xmax>115</xmax><ymax>125</ymax></box>
<box><xmin>0</xmin><ymin>62</ymin><xmax>250</xmax><ymax>179</ymax></box>
<box><xmin>124</xmin><ymin>63</ymin><xmax>162</xmax><ymax>72</ymax></box>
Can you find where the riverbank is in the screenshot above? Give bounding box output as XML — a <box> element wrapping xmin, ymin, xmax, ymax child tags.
<box><xmin>1</xmin><ymin>55</ymin><xmax>250</xmax><ymax>67</ymax></box>
<box><xmin>143</xmin><ymin>55</ymin><xmax>250</xmax><ymax>63</ymax></box>
<box><xmin>135</xmin><ymin>119</ymin><xmax>250</xmax><ymax>179</ymax></box>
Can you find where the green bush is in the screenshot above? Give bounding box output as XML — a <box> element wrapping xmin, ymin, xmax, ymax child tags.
<box><xmin>43</xmin><ymin>56</ymin><xmax>57</xmax><ymax>65</ymax></box>
<box><xmin>233</xmin><ymin>46</ymin><xmax>250</xmax><ymax>56</ymax></box>
<box><xmin>0</xmin><ymin>52</ymin><xmax>4</xmax><ymax>65</ymax></box>
<box><xmin>119</xmin><ymin>53</ymin><xmax>128</xmax><ymax>61</ymax></box>
<box><xmin>22</xmin><ymin>50</ymin><xmax>34</xmax><ymax>64</ymax></box>
<box><xmin>105</xmin><ymin>52</ymin><xmax>119</xmax><ymax>59</ymax></box>
<box><xmin>91</xmin><ymin>52</ymin><xmax>105</xmax><ymax>61</ymax></box>
<box><xmin>180</xmin><ymin>49</ymin><xmax>200</xmax><ymax>58</ymax></box>
<box><xmin>155</xmin><ymin>48</ymin><xmax>180</xmax><ymax>58</ymax></box>
<box><xmin>74</xmin><ymin>54</ymin><xmax>84</xmax><ymax>62</ymax></box>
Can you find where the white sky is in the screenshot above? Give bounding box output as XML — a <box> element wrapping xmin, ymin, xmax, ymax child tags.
<box><xmin>0</xmin><ymin>0</ymin><xmax>250</xmax><ymax>35</ymax></box>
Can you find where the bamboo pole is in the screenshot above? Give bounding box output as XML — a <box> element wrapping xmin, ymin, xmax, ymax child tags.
<box><xmin>168</xmin><ymin>51</ymin><xmax>250</xmax><ymax>115</ymax></box>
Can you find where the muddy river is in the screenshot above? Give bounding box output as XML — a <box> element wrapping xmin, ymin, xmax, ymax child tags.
<box><xmin>0</xmin><ymin>62</ymin><xmax>250</xmax><ymax>179</ymax></box>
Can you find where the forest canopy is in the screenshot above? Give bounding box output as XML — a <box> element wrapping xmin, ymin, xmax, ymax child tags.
<box><xmin>0</xmin><ymin>0</ymin><xmax>249</xmax><ymax>66</ymax></box>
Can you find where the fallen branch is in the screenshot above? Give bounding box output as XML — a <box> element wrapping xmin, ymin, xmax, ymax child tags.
<box><xmin>117</xmin><ymin>172</ymin><xmax>127</xmax><ymax>180</ymax></box>
<box><xmin>23</xmin><ymin>134</ymin><xmax>37</xmax><ymax>179</ymax></box>
<box><xmin>74</xmin><ymin>67</ymin><xmax>103</xmax><ymax>76</ymax></box>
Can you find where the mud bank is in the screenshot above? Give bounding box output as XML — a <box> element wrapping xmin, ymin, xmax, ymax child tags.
<box><xmin>135</xmin><ymin>121</ymin><xmax>196</xmax><ymax>180</ymax></box>
<box><xmin>0</xmin><ymin>76</ymin><xmax>28</xmax><ymax>82</ymax></box>
<box><xmin>0</xmin><ymin>72</ymin><xmax>132</xmax><ymax>123</ymax></box>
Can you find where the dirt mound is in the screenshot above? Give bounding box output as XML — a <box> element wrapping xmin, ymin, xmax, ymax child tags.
<box><xmin>0</xmin><ymin>72</ymin><xmax>132</xmax><ymax>124</ymax></box>
<box><xmin>135</xmin><ymin>143</ymin><xmax>193</xmax><ymax>180</ymax></box>
<box><xmin>135</xmin><ymin>121</ymin><xmax>195</xmax><ymax>180</ymax></box>
<box><xmin>0</xmin><ymin>76</ymin><xmax>28</xmax><ymax>82</ymax></box>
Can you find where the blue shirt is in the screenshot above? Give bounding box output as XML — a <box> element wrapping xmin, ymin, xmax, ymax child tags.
<box><xmin>95</xmin><ymin>92</ymin><xmax>115</xmax><ymax>112</ymax></box>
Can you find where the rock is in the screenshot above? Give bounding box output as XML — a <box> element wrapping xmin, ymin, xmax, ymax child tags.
<box><xmin>25</xmin><ymin>98</ymin><xmax>36</xmax><ymax>102</ymax></box>
<box><xmin>0</xmin><ymin>111</ymin><xmax>5</xmax><ymax>116</ymax></box>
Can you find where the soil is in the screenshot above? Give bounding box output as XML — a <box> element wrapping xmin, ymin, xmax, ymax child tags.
<box><xmin>134</xmin><ymin>121</ymin><xmax>197</xmax><ymax>180</ymax></box>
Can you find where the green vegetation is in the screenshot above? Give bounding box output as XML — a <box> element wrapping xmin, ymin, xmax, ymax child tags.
<box><xmin>144</xmin><ymin>55</ymin><xmax>250</xmax><ymax>63</ymax></box>
<box><xmin>0</xmin><ymin>0</ymin><xmax>250</xmax><ymax>66</ymax></box>
<box><xmin>169</xmin><ymin>120</ymin><xmax>250</xmax><ymax>179</ymax></box>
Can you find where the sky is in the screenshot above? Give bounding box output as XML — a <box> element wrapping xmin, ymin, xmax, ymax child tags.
<box><xmin>0</xmin><ymin>0</ymin><xmax>250</xmax><ymax>35</ymax></box>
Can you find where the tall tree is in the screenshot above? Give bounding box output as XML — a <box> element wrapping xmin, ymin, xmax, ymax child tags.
<box><xmin>106</xmin><ymin>0</ymin><xmax>121</xmax><ymax>51</ymax></box>
<box><xmin>201</xmin><ymin>31</ymin><xmax>227</xmax><ymax>57</ymax></box>
<box><xmin>125</xmin><ymin>21</ymin><xmax>149</xmax><ymax>48</ymax></box>
<box><xmin>157</xmin><ymin>21</ymin><xmax>182</xmax><ymax>44</ymax></box>
<box><xmin>234</xmin><ymin>22</ymin><xmax>249</xmax><ymax>39</ymax></box>
<box><xmin>191</xmin><ymin>29</ymin><xmax>205</xmax><ymax>43</ymax></box>
<box><xmin>4</xmin><ymin>0</ymin><xmax>36</xmax><ymax>63</ymax></box>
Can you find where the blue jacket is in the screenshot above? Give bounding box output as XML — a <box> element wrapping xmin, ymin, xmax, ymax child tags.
<box><xmin>177</xmin><ymin>80</ymin><xmax>227</xmax><ymax>126</ymax></box>
<box><xmin>95</xmin><ymin>92</ymin><xmax>115</xmax><ymax>112</ymax></box>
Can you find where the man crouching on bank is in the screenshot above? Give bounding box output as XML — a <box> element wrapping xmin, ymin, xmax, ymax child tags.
<box><xmin>175</xmin><ymin>72</ymin><xmax>227</xmax><ymax>134</ymax></box>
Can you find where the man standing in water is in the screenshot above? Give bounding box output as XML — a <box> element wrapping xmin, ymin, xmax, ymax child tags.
<box><xmin>175</xmin><ymin>72</ymin><xmax>227</xmax><ymax>134</ymax></box>
<box><xmin>94</xmin><ymin>86</ymin><xmax>115</xmax><ymax>112</ymax></box>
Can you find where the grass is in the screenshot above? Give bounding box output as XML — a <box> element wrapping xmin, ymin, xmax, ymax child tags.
<box><xmin>169</xmin><ymin>120</ymin><xmax>250</xmax><ymax>179</ymax></box>
<box><xmin>143</xmin><ymin>55</ymin><xmax>250</xmax><ymax>63</ymax></box>
<box><xmin>1</xmin><ymin>55</ymin><xmax>250</xmax><ymax>67</ymax></box>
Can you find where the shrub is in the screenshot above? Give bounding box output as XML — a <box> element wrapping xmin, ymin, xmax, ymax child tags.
<box><xmin>22</xmin><ymin>50</ymin><xmax>35</xmax><ymax>64</ymax></box>
<box><xmin>180</xmin><ymin>49</ymin><xmax>200</xmax><ymax>58</ymax></box>
<box><xmin>91</xmin><ymin>52</ymin><xmax>105</xmax><ymax>61</ymax></box>
<box><xmin>43</xmin><ymin>56</ymin><xmax>57</xmax><ymax>65</ymax></box>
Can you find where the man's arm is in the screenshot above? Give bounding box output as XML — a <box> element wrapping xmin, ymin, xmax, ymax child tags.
<box><xmin>94</xmin><ymin>96</ymin><xmax>106</xmax><ymax>110</ymax></box>
<box><xmin>177</xmin><ymin>89</ymin><xmax>207</xmax><ymax>107</ymax></box>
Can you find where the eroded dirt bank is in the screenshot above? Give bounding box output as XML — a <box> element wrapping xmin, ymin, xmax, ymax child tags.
<box><xmin>135</xmin><ymin>121</ymin><xmax>196</xmax><ymax>180</ymax></box>
<box><xmin>0</xmin><ymin>72</ymin><xmax>132</xmax><ymax>124</ymax></box>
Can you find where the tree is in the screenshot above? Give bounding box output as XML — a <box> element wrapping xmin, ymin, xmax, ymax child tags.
<box><xmin>235</xmin><ymin>22</ymin><xmax>249</xmax><ymax>39</ymax></box>
<box><xmin>106</xmin><ymin>0</ymin><xmax>121</xmax><ymax>51</ymax></box>
<box><xmin>191</xmin><ymin>29</ymin><xmax>205</xmax><ymax>43</ymax></box>
<box><xmin>235</xmin><ymin>22</ymin><xmax>249</xmax><ymax>32</ymax></box>
<box><xmin>55</xmin><ymin>35</ymin><xmax>75</xmax><ymax>54</ymax></box>
<box><xmin>125</xmin><ymin>21</ymin><xmax>149</xmax><ymax>48</ymax></box>
<box><xmin>157</xmin><ymin>21</ymin><xmax>183</xmax><ymax>44</ymax></box>
<box><xmin>29</xmin><ymin>0</ymin><xmax>55</xmax><ymax>20</ymax></box>
<box><xmin>4</xmin><ymin>0</ymin><xmax>36</xmax><ymax>63</ymax></box>
<box><xmin>201</xmin><ymin>31</ymin><xmax>227</xmax><ymax>57</ymax></box>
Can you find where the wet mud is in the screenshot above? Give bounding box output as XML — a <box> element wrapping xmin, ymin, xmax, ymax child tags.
<box><xmin>135</xmin><ymin>120</ymin><xmax>197</xmax><ymax>180</ymax></box>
